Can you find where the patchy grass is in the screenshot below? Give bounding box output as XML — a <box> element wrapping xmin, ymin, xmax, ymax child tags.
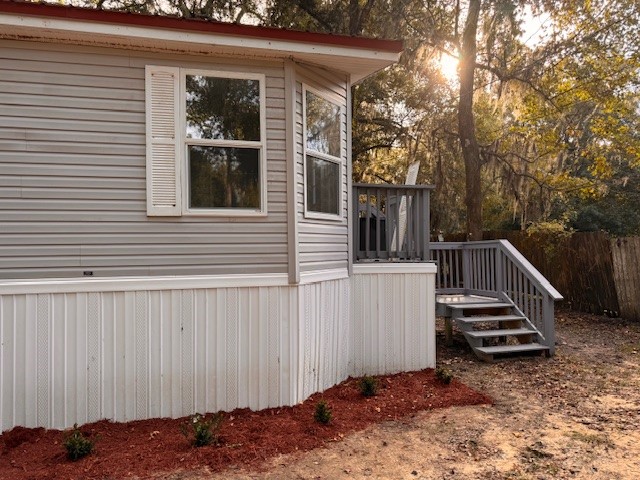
<box><xmin>567</xmin><ymin>431</ymin><xmax>614</xmax><ymax>448</ymax></box>
<box><xmin>620</xmin><ymin>342</ymin><xmax>640</xmax><ymax>355</ymax></box>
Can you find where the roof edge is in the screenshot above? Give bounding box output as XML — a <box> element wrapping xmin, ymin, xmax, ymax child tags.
<box><xmin>0</xmin><ymin>0</ymin><xmax>403</xmax><ymax>53</ymax></box>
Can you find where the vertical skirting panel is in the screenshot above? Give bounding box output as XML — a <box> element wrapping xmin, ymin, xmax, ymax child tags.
<box><xmin>297</xmin><ymin>278</ymin><xmax>351</xmax><ymax>401</ymax></box>
<box><xmin>134</xmin><ymin>292</ymin><xmax>149</xmax><ymax>421</ymax></box>
<box><xmin>36</xmin><ymin>294</ymin><xmax>50</xmax><ymax>428</ymax></box>
<box><xmin>351</xmin><ymin>265</ymin><xmax>436</xmax><ymax>377</ymax></box>
<box><xmin>87</xmin><ymin>293</ymin><xmax>101</xmax><ymax>425</ymax></box>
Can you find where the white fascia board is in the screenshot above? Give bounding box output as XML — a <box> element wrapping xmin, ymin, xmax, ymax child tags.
<box><xmin>0</xmin><ymin>269</ymin><xmax>354</xmax><ymax>294</ymax></box>
<box><xmin>0</xmin><ymin>273</ymin><xmax>290</xmax><ymax>295</ymax></box>
<box><xmin>353</xmin><ymin>262</ymin><xmax>438</xmax><ymax>275</ymax></box>
<box><xmin>0</xmin><ymin>14</ymin><xmax>400</xmax><ymax>82</ymax></box>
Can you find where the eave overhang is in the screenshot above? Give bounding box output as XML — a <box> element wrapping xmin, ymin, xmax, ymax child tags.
<box><xmin>0</xmin><ymin>1</ymin><xmax>403</xmax><ymax>82</ymax></box>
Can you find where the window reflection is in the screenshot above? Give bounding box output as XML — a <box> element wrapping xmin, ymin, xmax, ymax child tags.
<box><xmin>189</xmin><ymin>146</ymin><xmax>260</xmax><ymax>209</ymax></box>
<box><xmin>186</xmin><ymin>75</ymin><xmax>260</xmax><ymax>141</ymax></box>
<box><xmin>306</xmin><ymin>155</ymin><xmax>340</xmax><ymax>215</ymax></box>
<box><xmin>305</xmin><ymin>91</ymin><xmax>340</xmax><ymax>157</ymax></box>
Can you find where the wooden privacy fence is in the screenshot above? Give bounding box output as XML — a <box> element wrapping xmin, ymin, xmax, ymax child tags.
<box><xmin>611</xmin><ymin>237</ymin><xmax>640</xmax><ymax>322</ymax></box>
<box><xmin>443</xmin><ymin>231</ymin><xmax>639</xmax><ymax>321</ymax></box>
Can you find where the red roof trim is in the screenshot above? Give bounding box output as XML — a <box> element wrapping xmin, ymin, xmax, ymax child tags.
<box><xmin>0</xmin><ymin>0</ymin><xmax>403</xmax><ymax>53</ymax></box>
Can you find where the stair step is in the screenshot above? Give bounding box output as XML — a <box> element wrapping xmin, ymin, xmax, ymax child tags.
<box><xmin>455</xmin><ymin>315</ymin><xmax>526</xmax><ymax>323</ymax></box>
<box><xmin>465</xmin><ymin>328</ymin><xmax>534</xmax><ymax>339</ymax></box>
<box><xmin>476</xmin><ymin>343</ymin><xmax>548</xmax><ymax>355</ymax></box>
<box><xmin>450</xmin><ymin>302</ymin><xmax>513</xmax><ymax>310</ymax></box>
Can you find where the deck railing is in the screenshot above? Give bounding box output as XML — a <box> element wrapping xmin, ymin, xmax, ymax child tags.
<box><xmin>431</xmin><ymin>240</ymin><xmax>564</xmax><ymax>353</ymax></box>
<box><xmin>353</xmin><ymin>183</ymin><xmax>434</xmax><ymax>262</ymax></box>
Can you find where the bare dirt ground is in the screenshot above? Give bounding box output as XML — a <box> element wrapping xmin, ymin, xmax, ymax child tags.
<box><xmin>195</xmin><ymin>310</ymin><xmax>640</xmax><ymax>480</ymax></box>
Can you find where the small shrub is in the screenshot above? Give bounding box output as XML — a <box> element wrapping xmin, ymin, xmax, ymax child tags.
<box><xmin>182</xmin><ymin>413</ymin><xmax>223</xmax><ymax>447</ymax></box>
<box><xmin>435</xmin><ymin>367</ymin><xmax>454</xmax><ymax>385</ymax></box>
<box><xmin>359</xmin><ymin>375</ymin><xmax>379</xmax><ymax>397</ymax></box>
<box><xmin>525</xmin><ymin>221</ymin><xmax>573</xmax><ymax>258</ymax></box>
<box><xmin>314</xmin><ymin>400</ymin><xmax>332</xmax><ymax>424</ymax></box>
<box><xmin>63</xmin><ymin>424</ymin><xmax>94</xmax><ymax>461</ymax></box>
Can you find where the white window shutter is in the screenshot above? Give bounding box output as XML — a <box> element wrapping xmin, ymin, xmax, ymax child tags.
<box><xmin>145</xmin><ymin>65</ymin><xmax>181</xmax><ymax>216</ymax></box>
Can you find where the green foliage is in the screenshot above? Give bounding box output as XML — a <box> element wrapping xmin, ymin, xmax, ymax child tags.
<box><xmin>86</xmin><ymin>0</ymin><xmax>265</xmax><ymax>23</ymax></box>
<box><xmin>526</xmin><ymin>221</ymin><xmax>572</xmax><ymax>237</ymax></box>
<box><xmin>358</xmin><ymin>375</ymin><xmax>379</xmax><ymax>397</ymax></box>
<box><xmin>181</xmin><ymin>413</ymin><xmax>223</xmax><ymax>447</ymax></box>
<box><xmin>435</xmin><ymin>367</ymin><xmax>453</xmax><ymax>385</ymax></box>
<box><xmin>526</xmin><ymin>221</ymin><xmax>573</xmax><ymax>258</ymax></box>
<box><xmin>313</xmin><ymin>400</ymin><xmax>332</xmax><ymax>425</ymax></box>
<box><xmin>563</xmin><ymin>160</ymin><xmax>640</xmax><ymax>235</ymax></box>
<box><xmin>63</xmin><ymin>424</ymin><xmax>94</xmax><ymax>461</ymax></box>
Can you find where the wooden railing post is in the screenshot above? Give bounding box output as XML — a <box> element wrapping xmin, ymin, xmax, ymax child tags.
<box><xmin>353</xmin><ymin>186</ymin><xmax>360</xmax><ymax>262</ymax></box>
<box><xmin>376</xmin><ymin>187</ymin><xmax>382</xmax><ymax>258</ymax></box>
<box><xmin>422</xmin><ymin>189</ymin><xmax>430</xmax><ymax>261</ymax></box>
<box><xmin>543</xmin><ymin>294</ymin><xmax>556</xmax><ymax>355</ymax></box>
<box><xmin>462</xmin><ymin>244</ymin><xmax>471</xmax><ymax>295</ymax></box>
<box><xmin>495</xmin><ymin>244</ymin><xmax>504</xmax><ymax>295</ymax></box>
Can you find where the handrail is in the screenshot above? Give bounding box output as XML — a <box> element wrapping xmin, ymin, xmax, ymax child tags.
<box><xmin>352</xmin><ymin>183</ymin><xmax>436</xmax><ymax>190</ymax></box>
<box><xmin>497</xmin><ymin>240</ymin><xmax>563</xmax><ymax>301</ymax></box>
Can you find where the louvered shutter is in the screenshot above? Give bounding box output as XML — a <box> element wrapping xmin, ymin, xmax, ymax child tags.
<box><xmin>145</xmin><ymin>65</ymin><xmax>181</xmax><ymax>216</ymax></box>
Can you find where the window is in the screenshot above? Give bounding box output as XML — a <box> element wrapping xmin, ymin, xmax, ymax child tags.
<box><xmin>145</xmin><ymin>66</ymin><xmax>266</xmax><ymax>216</ymax></box>
<box><xmin>185</xmin><ymin>74</ymin><xmax>263</xmax><ymax>211</ymax></box>
<box><xmin>304</xmin><ymin>87</ymin><xmax>342</xmax><ymax>219</ymax></box>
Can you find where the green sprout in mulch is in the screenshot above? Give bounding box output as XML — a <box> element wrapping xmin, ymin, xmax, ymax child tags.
<box><xmin>435</xmin><ymin>366</ymin><xmax>454</xmax><ymax>385</ymax></box>
<box><xmin>314</xmin><ymin>400</ymin><xmax>332</xmax><ymax>425</ymax></box>
<box><xmin>63</xmin><ymin>424</ymin><xmax>95</xmax><ymax>461</ymax></box>
<box><xmin>181</xmin><ymin>413</ymin><xmax>224</xmax><ymax>447</ymax></box>
<box><xmin>359</xmin><ymin>375</ymin><xmax>379</xmax><ymax>397</ymax></box>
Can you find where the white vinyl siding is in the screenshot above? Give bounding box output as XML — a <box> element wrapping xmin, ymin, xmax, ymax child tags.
<box><xmin>295</xmin><ymin>65</ymin><xmax>349</xmax><ymax>272</ymax></box>
<box><xmin>0</xmin><ymin>40</ymin><xmax>288</xmax><ymax>279</ymax></box>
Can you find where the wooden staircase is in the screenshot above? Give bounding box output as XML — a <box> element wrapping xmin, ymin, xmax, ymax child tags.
<box><xmin>445</xmin><ymin>299</ymin><xmax>550</xmax><ymax>362</ymax></box>
<box><xmin>432</xmin><ymin>240</ymin><xmax>563</xmax><ymax>360</ymax></box>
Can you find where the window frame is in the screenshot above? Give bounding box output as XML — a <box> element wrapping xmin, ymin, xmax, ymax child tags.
<box><xmin>179</xmin><ymin>69</ymin><xmax>268</xmax><ymax>217</ymax></box>
<box><xmin>302</xmin><ymin>84</ymin><xmax>344</xmax><ymax>221</ymax></box>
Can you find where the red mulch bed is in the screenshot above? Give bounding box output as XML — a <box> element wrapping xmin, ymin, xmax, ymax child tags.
<box><xmin>0</xmin><ymin>369</ymin><xmax>491</xmax><ymax>479</ymax></box>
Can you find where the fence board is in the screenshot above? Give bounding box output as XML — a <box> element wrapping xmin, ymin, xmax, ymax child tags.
<box><xmin>611</xmin><ymin>237</ymin><xmax>640</xmax><ymax>321</ymax></box>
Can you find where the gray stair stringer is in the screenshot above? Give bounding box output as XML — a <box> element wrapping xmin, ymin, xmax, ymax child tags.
<box><xmin>448</xmin><ymin>297</ymin><xmax>549</xmax><ymax>362</ymax></box>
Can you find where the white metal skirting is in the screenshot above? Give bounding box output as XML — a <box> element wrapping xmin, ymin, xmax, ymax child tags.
<box><xmin>0</xmin><ymin>269</ymin><xmax>435</xmax><ymax>432</ymax></box>
<box><xmin>296</xmin><ymin>266</ymin><xmax>437</xmax><ymax>398</ymax></box>
<box><xmin>0</xmin><ymin>287</ymin><xmax>300</xmax><ymax>431</ymax></box>
<box><xmin>351</xmin><ymin>264</ymin><xmax>436</xmax><ymax>376</ymax></box>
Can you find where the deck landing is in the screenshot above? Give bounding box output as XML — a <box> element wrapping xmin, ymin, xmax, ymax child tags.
<box><xmin>436</xmin><ymin>294</ymin><xmax>497</xmax><ymax>304</ymax></box>
<box><xmin>436</xmin><ymin>294</ymin><xmax>498</xmax><ymax>316</ymax></box>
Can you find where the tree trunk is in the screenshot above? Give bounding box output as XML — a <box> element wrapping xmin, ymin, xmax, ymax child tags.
<box><xmin>458</xmin><ymin>0</ymin><xmax>483</xmax><ymax>240</ymax></box>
